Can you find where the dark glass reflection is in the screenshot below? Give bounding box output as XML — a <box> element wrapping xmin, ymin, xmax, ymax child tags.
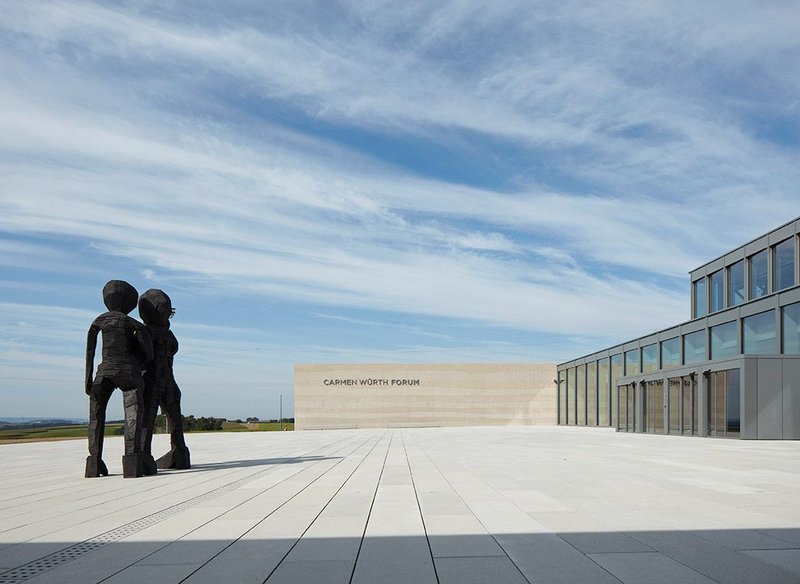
<box><xmin>694</xmin><ymin>278</ymin><xmax>707</xmax><ymax>317</ymax></box>
<box><xmin>743</xmin><ymin>310</ymin><xmax>776</xmax><ymax>354</ymax></box>
<box><xmin>709</xmin><ymin>270</ymin><xmax>724</xmax><ymax>312</ymax></box>
<box><xmin>728</xmin><ymin>260</ymin><xmax>745</xmax><ymax>306</ymax></box>
<box><xmin>783</xmin><ymin>303</ymin><xmax>800</xmax><ymax>354</ymax></box>
<box><xmin>774</xmin><ymin>238</ymin><xmax>796</xmax><ymax>291</ymax></box>
<box><xmin>711</xmin><ymin>321</ymin><xmax>738</xmax><ymax>358</ymax></box>
<box><xmin>750</xmin><ymin>250</ymin><xmax>768</xmax><ymax>299</ymax></box>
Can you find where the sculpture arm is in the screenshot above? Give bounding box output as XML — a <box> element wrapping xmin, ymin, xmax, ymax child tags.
<box><xmin>85</xmin><ymin>321</ymin><xmax>100</xmax><ymax>394</ymax></box>
<box><xmin>135</xmin><ymin>325</ymin><xmax>154</xmax><ymax>364</ymax></box>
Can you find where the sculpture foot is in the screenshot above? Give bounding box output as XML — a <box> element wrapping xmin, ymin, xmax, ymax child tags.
<box><xmin>85</xmin><ymin>456</ymin><xmax>109</xmax><ymax>478</ymax></box>
<box><xmin>142</xmin><ymin>454</ymin><xmax>158</xmax><ymax>476</ymax></box>
<box><xmin>156</xmin><ymin>446</ymin><xmax>191</xmax><ymax>470</ymax></box>
<box><xmin>121</xmin><ymin>453</ymin><xmax>147</xmax><ymax>478</ymax></box>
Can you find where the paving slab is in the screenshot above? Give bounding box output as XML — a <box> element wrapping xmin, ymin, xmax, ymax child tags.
<box><xmin>0</xmin><ymin>426</ymin><xmax>799</xmax><ymax>584</ymax></box>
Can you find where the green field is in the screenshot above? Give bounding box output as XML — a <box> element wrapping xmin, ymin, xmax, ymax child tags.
<box><xmin>221</xmin><ymin>421</ymin><xmax>295</xmax><ymax>432</ymax></box>
<box><xmin>0</xmin><ymin>424</ymin><xmax>124</xmax><ymax>442</ymax></box>
<box><xmin>0</xmin><ymin>421</ymin><xmax>294</xmax><ymax>443</ymax></box>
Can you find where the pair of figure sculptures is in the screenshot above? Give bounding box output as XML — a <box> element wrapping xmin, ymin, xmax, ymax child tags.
<box><xmin>85</xmin><ymin>280</ymin><xmax>190</xmax><ymax>478</ymax></box>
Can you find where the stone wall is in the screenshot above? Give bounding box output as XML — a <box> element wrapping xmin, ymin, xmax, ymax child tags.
<box><xmin>295</xmin><ymin>363</ymin><xmax>557</xmax><ymax>430</ymax></box>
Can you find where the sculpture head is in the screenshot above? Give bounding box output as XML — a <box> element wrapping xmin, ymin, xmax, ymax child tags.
<box><xmin>102</xmin><ymin>280</ymin><xmax>138</xmax><ymax>314</ymax></box>
<box><xmin>138</xmin><ymin>288</ymin><xmax>174</xmax><ymax>327</ymax></box>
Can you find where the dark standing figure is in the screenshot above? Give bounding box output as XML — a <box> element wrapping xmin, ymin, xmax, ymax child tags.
<box><xmin>85</xmin><ymin>280</ymin><xmax>153</xmax><ymax>478</ymax></box>
<box><xmin>139</xmin><ymin>289</ymin><xmax>191</xmax><ymax>472</ymax></box>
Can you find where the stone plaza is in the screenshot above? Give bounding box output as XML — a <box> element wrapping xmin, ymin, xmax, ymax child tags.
<box><xmin>1</xmin><ymin>426</ymin><xmax>800</xmax><ymax>583</ymax></box>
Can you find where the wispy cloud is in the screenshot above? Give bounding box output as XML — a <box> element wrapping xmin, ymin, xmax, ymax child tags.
<box><xmin>1</xmin><ymin>1</ymin><xmax>799</xmax><ymax>415</ymax></box>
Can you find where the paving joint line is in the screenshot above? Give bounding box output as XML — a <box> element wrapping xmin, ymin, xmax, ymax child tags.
<box><xmin>261</xmin><ymin>430</ymin><xmax>388</xmax><ymax>583</ymax></box>
<box><xmin>400</xmin><ymin>429</ymin><xmax>440</xmax><ymax>584</ymax></box>
<box><xmin>0</xmin><ymin>432</ymin><xmax>363</xmax><ymax>584</ymax></box>
<box><xmin>348</xmin><ymin>430</ymin><xmax>394</xmax><ymax>584</ymax></box>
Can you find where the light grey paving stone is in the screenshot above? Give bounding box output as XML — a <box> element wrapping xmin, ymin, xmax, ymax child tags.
<box><xmin>559</xmin><ymin>531</ymin><xmax>654</xmax><ymax>554</ymax></box>
<box><xmin>351</xmin><ymin>536</ymin><xmax>437</xmax><ymax>584</ymax></box>
<box><xmin>742</xmin><ymin>549</ymin><xmax>800</xmax><ymax>576</ymax></box>
<box><xmin>495</xmin><ymin>533</ymin><xmax>621</xmax><ymax>584</ymax></box>
<box><xmin>181</xmin><ymin>538</ymin><xmax>294</xmax><ymax>584</ymax></box>
<box><xmin>266</xmin><ymin>559</ymin><xmax>354</xmax><ymax>583</ymax></box>
<box><xmin>18</xmin><ymin>542</ymin><xmax>167</xmax><ymax>584</ymax></box>
<box><xmin>695</xmin><ymin>528</ymin><xmax>799</xmax><ymax>550</ymax></box>
<box><xmin>435</xmin><ymin>556</ymin><xmax>528</xmax><ymax>584</ymax></box>
<box><xmin>768</xmin><ymin>529</ymin><xmax>800</xmax><ymax>546</ymax></box>
<box><xmin>425</xmin><ymin>514</ymin><xmax>505</xmax><ymax>558</ymax></box>
<box><xmin>101</xmin><ymin>562</ymin><xmax>200</xmax><ymax>584</ymax></box>
<box><xmin>588</xmin><ymin>552</ymin><xmax>717</xmax><ymax>584</ymax></box>
<box><xmin>628</xmin><ymin>530</ymin><xmax>800</xmax><ymax>584</ymax></box>
<box><xmin>286</xmin><ymin>535</ymin><xmax>362</xmax><ymax>562</ymax></box>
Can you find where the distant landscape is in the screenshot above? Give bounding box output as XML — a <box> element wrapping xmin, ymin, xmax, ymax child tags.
<box><xmin>0</xmin><ymin>416</ymin><xmax>294</xmax><ymax>443</ymax></box>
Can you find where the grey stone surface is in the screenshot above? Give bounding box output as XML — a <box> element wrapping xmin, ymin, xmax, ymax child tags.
<box><xmin>0</xmin><ymin>427</ymin><xmax>799</xmax><ymax>584</ymax></box>
<box><xmin>588</xmin><ymin>551</ymin><xmax>718</xmax><ymax>584</ymax></box>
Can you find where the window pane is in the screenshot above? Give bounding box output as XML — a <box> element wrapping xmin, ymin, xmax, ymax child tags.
<box><xmin>625</xmin><ymin>349</ymin><xmax>640</xmax><ymax>375</ymax></box>
<box><xmin>558</xmin><ymin>370</ymin><xmax>567</xmax><ymax>424</ymax></box>
<box><xmin>569</xmin><ymin>367</ymin><xmax>577</xmax><ymax>424</ymax></box>
<box><xmin>610</xmin><ymin>354</ymin><xmax>622</xmax><ymax>427</ymax></box>
<box><xmin>774</xmin><ymin>238</ymin><xmax>796</xmax><ymax>291</ymax></box>
<box><xmin>587</xmin><ymin>361</ymin><xmax>597</xmax><ymax>426</ymax></box>
<box><xmin>709</xmin><ymin>270</ymin><xmax>724</xmax><ymax>312</ymax></box>
<box><xmin>728</xmin><ymin>260</ymin><xmax>745</xmax><ymax>307</ymax></box>
<box><xmin>783</xmin><ymin>303</ymin><xmax>800</xmax><ymax>354</ymax></box>
<box><xmin>598</xmin><ymin>358</ymin><xmax>610</xmax><ymax>426</ymax></box>
<box><xmin>694</xmin><ymin>278</ymin><xmax>707</xmax><ymax>317</ymax></box>
<box><xmin>576</xmin><ymin>365</ymin><xmax>586</xmax><ymax>426</ymax></box>
<box><xmin>661</xmin><ymin>337</ymin><xmax>680</xmax><ymax>368</ymax></box>
<box><xmin>642</xmin><ymin>344</ymin><xmax>658</xmax><ymax>373</ymax></box>
<box><xmin>750</xmin><ymin>250</ymin><xmax>768</xmax><ymax>299</ymax></box>
<box><xmin>726</xmin><ymin>369</ymin><xmax>741</xmax><ymax>436</ymax></box>
<box><xmin>683</xmin><ymin>330</ymin><xmax>706</xmax><ymax>364</ymax></box>
<box><xmin>711</xmin><ymin>321</ymin><xmax>738</xmax><ymax>359</ymax></box>
<box><xmin>668</xmin><ymin>378</ymin><xmax>681</xmax><ymax>433</ymax></box>
<box><xmin>743</xmin><ymin>310</ymin><xmax>776</xmax><ymax>354</ymax></box>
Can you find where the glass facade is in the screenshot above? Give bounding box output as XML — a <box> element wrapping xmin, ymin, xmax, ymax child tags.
<box><xmin>642</xmin><ymin>344</ymin><xmax>658</xmax><ymax>373</ymax></box>
<box><xmin>683</xmin><ymin>330</ymin><xmax>706</xmax><ymax>364</ymax></box>
<box><xmin>783</xmin><ymin>303</ymin><xmax>800</xmax><ymax>354</ymax></box>
<box><xmin>774</xmin><ymin>238</ymin><xmax>796</xmax><ymax>291</ymax></box>
<box><xmin>586</xmin><ymin>361</ymin><xmax>597</xmax><ymax>426</ymax></box>
<box><xmin>743</xmin><ymin>310</ymin><xmax>776</xmax><ymax>354</ymax></box>
<box><xmin>693</xmin><ymin>278</ymin><xmax>707</xmax><ymax>318</ymax></box>
<box><xmin>576</xmin><ymin>365</ymin><xmax>586</xmax><ymax>426</ymax></box>
<box><xmin>709</xmin><ymin>270</ymin><xmax>724</xmax><ymax>313</ymax></box>
<box><xmin>598</xmin><ymin>357</ymin><xmax>610</xmax><ymax>426</ymax></box>
<box><xmin>708</xmin><ymin>369</ymin><xmax>740</xmax><ymax>438</ymax></box>
<box><xmin>728</xmin><ymin>260</ymin><xmax>745</xmax><ymax>307</ymax></box>
<box><xmin>661</xmin><ymin>337</ymin><xmax>680</xmax><ymax>368</ymax></box>
<box><xmin>625</xmin><ymin>349</ymin><xmax>640</xmax><ymax>375</ymax></box>
<box><xmin>750</xmin><ymin>250</ymin><xmax>768</xmax><ymax>299</ymax></box>
<box><xmin>668</xmin><ymin>378</ymin><xmax>681</xmax><ymax>434</ymax></box>
<box><xmin>568</xmin><ymin>368</ymin><xmax>576</xmax><ymax>425</ymax></box>
<box><xmin>645</xmin><ymin>379</ymin><xmax>664</xmax><ymax>434</ymax></box>
<box><xmin>710</xmin><ymin>321</ymin><xmax>738</xmax><ymax>359</ymax></box>
<box><xmin>610</xmin><ymin>354</ymin><xmax>622</xmax><ymax>427</ymax></box>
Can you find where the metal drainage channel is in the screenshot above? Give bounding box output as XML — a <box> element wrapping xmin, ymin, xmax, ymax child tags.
<box><xmin>0</xmin><ymin>469</ymin><xmax>275</xmax><ymax>584</ymax></box>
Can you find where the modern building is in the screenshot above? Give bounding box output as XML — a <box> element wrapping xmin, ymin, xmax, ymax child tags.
<box><xmin>295</xmin><ymin>363</ymin><xmax>556</xmax><ymax>430</ymax></box>
<box><xmin>557</xmin><ymin>217</ymin><xmax>800</xmax><ymax>439</ymax></box>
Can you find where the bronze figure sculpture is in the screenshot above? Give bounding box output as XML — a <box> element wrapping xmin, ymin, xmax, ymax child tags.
<box><xmin>85</xmin><ymin>280</ymin><xmax>153</xmax><ymax>478</ymax></box>
<box><xmin>139</xmin><ymin>289</ymin><xmax>191</xmax><ymax>472</ymax></box>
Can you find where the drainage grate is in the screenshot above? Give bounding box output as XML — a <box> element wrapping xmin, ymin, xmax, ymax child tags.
<box><xmin>0</xmin><ymin>470</ymin><xmax>273</xmax><ymax>583</ymax></box>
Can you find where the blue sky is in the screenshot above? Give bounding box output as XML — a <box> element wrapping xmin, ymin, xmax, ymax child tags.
<box><xmin>2</xmin><ymin>1</ymin><xmax>799</xmax><ymax>420</ymax></box>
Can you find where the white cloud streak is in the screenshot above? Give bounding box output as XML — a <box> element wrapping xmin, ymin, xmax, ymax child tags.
<box><xmin>1</xmin><ymin>0</ymin><xmax>799</xmax><ymax>343</ymax></box>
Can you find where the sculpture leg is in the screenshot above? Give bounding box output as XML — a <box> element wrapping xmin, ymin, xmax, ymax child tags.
<box><xmin>86</xmin><ymin>378</ymin><xmax>113</xmax><ymax>477</ymax></box>
<box><xmin>139</xmin><ymin>375</ymin><xmax>161</xmax><ymax>476</ymax></box>
<box><xmin>156</xmin><ymin>382</ymin><xmax>190</xmax><ymax>470</ymax></box>
<box><xmin>120</xmin><ymin>379</ymin><xmax>147</xmax><ymax>478</ymax></box>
